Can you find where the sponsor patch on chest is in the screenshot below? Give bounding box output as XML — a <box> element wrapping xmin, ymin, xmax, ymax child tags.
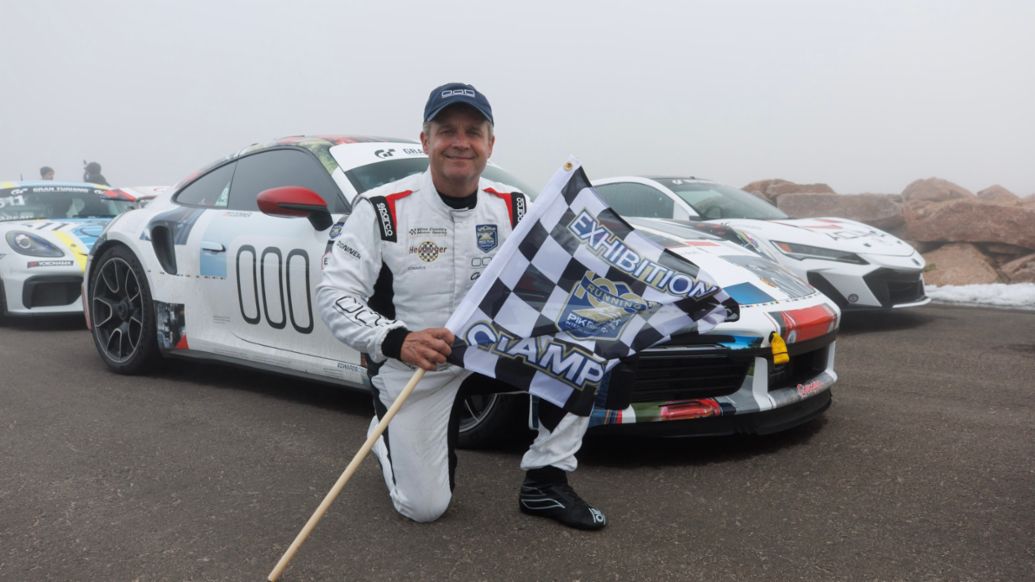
<box><xmin>410</xmin><ymin>240</ymin><xmax>448</xmax><ymax>263</ymax></box>
<box><xmin>476</xmin><ymin>224</ymin><xmax>498</xmax><ymax>252</ymax></box>
<box><xmin>409</xmin><ymin>226</ymin><xmax>448</xmax><ymax>237</ymax></box>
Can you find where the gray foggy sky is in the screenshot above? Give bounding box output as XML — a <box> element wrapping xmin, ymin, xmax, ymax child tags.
<box><xmin>2</xmin><ymin>0</ymin><xmax>1033</xmax><ymax>196</ymax></box>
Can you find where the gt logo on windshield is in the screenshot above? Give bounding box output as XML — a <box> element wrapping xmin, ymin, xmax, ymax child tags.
<box><xmin>375</xmin><ymin>149</ymin><xmax>395</xmax><ymax>159</ymax></box>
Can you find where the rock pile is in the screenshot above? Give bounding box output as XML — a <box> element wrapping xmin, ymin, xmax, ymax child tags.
<box><xmin>742</xmin><ymin>178</ymin><xmax>1035</xmax><ymax>285</ymax></box>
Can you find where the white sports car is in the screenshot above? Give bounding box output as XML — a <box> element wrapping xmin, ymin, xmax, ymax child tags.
<box><xmin>83</xmin><ymin>138</ymin><xmax>839</xmax><ymax>445</ymax></box>
<box><xmin>0</xmin><ymin>181</ymin><xmax>136</xmax><ymax>318</ymax></box>
<box><xmin>594</xmin><ymin>176</ymin><xmax>929</xmax><ymax>311</ymax></box>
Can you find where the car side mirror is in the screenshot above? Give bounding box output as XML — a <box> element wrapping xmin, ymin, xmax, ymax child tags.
<box><xmin>703</xmin><ymin>206</ymin><xmax>723</xmax><ymax>220</ymax></box>
<box><xmin>257</xmin><ymin>186</ymin><xmax>333</xmax><ymax>231</ymax></box>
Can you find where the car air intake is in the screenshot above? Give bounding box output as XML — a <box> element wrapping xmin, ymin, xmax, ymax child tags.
<box><xmin>629</xmin><ymin>345</ymin><xmax>749</xmax><ymax>402</ymax></box>
<box><xmin>22</xmin><ymin>275</ymin><xmax>83</xmax><ymax>308</ymax></box>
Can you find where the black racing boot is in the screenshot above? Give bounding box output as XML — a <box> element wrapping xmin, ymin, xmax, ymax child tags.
<box><xmin>519</xmin><ymin>467</ymin><xmax>607</xmax><ymax>530</ymax></box>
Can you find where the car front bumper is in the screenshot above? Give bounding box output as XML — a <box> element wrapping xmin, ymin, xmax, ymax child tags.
<box><xmin>586</xmin><ymin>333</ymin><xmax>837</xmax><ymax>435</ymax></box>
<box><xmin>1</xmin><ymin>263</ymin><xmax>85</xmax><ymax>316</ymax></box>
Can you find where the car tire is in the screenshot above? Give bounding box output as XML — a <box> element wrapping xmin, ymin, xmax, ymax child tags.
<box><xmin>88</xmin><ymin>245</ymin><xmax>161</xmax><ymax>374</ymax></box>
<box><xmin>457</xmin><ymin>376</ymin><xmax>529</xmax><ymax>449</ymax></box>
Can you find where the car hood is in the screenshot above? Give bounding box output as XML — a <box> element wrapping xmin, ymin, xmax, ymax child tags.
<box><xmin>1</xmin><ymin>218</ymin><xmax>111</xmax><ymax>269</ymax></box>
<box><xmin>627</xmin><ymin>218</ymin><xmax>840</xmax><ymax>343</ymax></box>
<box><xmin>716</xmin><ymin>217</ymin><xmax>917</xmax><ymax>257</ymax></box>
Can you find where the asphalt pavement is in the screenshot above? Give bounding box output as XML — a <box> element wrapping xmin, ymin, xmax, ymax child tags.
<box><xmin>1</xmin><ymin>304</ymin><xmax>1032</xmax><ymax>581</ymax></box>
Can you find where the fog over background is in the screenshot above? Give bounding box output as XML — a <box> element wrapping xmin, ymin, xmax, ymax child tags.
<box><xmin>2</xmin><ymin>0</ymin><xmax>1033</xmax><ymax>196</ymax></box>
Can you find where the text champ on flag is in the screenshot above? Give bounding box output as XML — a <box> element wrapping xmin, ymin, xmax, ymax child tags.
<box><xmin>445</xmin><ymin>157</ymin><xmax>739</xmax><ymax>413</ymax></box>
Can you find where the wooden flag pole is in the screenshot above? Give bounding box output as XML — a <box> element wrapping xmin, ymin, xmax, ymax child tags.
<box><xmin>268</xmin><ymin>368</ymin><xmax>426</xmax><ymax>581</ymax></box>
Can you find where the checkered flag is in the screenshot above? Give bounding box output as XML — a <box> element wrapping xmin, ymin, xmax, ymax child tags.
<box><xmin>445</xmin><ymin>158</ymin><xmax>738</xmax><ymax>413</ymax></box>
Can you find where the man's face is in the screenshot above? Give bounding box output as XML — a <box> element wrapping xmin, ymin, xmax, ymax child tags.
<box><xmin>420</xmin><ymin>105</ymin><xmax>494</xmax><ymax>192</ymax></box>
<box><xmin>42</xmin><ymin>171</ymin><xmax>54</xmax><ymax>180</ymax></box>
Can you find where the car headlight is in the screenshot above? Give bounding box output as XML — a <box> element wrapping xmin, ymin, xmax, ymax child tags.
<box><xmin>771</xmin><ymin>241</ymin><xmax>867</xmax><ymax>264</ymax></box>
<box><xmin>5</xmin><ymin>231</ymin><xmax>65</xmax><ymax>257</ymax></box>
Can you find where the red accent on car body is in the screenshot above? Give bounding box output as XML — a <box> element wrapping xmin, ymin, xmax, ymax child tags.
<box><xmin>768</xmin><ymin>303</ymin><xmax>838</xmax><ymax>343</ymax></box>
<box><xmin>659</xmin><ymin>399</ymin><xmax>722</xmax><ymax>421</ymax></box>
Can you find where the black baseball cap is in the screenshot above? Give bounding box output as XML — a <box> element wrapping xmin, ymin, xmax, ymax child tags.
<box><xmin>423</xmin><ymin>82</ymin><xmax>493</xmax><ymax>125</ymax></box>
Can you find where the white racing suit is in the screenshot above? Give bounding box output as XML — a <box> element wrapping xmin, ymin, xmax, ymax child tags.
<box><xmin>317</xmin><ymin>169</ymin><xmax>590</xmax><ymax>522</ymax></box>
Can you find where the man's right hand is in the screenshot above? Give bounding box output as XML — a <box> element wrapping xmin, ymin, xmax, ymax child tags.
<box><xmin>399</xmin><ymin>328</ymin><xmax>455</xmax><ymax>371</ymax></box>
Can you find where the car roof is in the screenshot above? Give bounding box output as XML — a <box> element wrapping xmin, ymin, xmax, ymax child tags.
<box><xmin>239</xmin><ymin>134</ymin><xmax>417</xmax><ymax>156</ymax></box>
<box><xmin>0</xmin><ymin>181</ymin><xmax>110</xmax><ymax>191</ymax></box>
<box><xmin>179</xmin><ymin>134</ymin><xmax>416</xmax><ymax>189</ymax></box>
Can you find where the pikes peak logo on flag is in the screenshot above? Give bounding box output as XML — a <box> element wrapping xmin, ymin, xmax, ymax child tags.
<box><xmin>445</xmin><ymin>157</ymin><xmax>738</xmax><ymax>413</ymax></box>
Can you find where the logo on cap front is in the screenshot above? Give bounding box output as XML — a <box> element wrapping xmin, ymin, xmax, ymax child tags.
<box><xmin>442</xmin><ymin>88</ymin><xmax>476</xmax><ymax>98</ymax></box>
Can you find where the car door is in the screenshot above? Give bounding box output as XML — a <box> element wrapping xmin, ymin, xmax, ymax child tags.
<box><xmin>195</xmin><ymin>148</ymin><xmax>365</xmax><ymax>385</ymax></box>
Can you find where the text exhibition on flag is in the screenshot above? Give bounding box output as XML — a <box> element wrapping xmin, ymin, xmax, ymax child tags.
<box><xmin>445</xmin><ymin>158</ymin><xmax>739</xmax><ymax>413</ymax></box>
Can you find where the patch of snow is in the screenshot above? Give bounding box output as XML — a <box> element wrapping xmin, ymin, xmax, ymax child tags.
<box><xmin>926</xmin><ymin>283</ymin><xmax>1035</xmax><ymax>310</ymax></box>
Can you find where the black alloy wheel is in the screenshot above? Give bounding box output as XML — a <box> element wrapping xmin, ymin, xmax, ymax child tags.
<box><xmin>456</xmin><ymin>388</ymin><xmax>528</xmax><ymax>449</ymax></box>
<box><xmin>90</xmin><ymin>246</ymin><xmax>159</xmax><ymax>373</ymax></box>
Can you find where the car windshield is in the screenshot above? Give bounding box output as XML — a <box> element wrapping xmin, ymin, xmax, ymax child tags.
<box><xmin>0</xmin><ymin>185</ymin><xmax>136</xmax><ymax>221</ymax></box>
<box><xmin>345</xmin><ymin>158</ymin><xmax>539</xmax><ymax>198</ymax></box>
<box><xmin>657</xmin><ymin>179</ymin><xmax>787</xmax><ymax>220</ymax></box>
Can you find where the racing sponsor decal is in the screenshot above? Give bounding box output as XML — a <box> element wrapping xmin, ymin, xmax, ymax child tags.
<box><xmin>409</xmin><ymin>226</ymin><xmax>448</xmax><ymax>237</ymax></box>
<box><xmin>335</xmin><ymin>240</ymin><xmax>361</xmax><ymax>259</ymax></box>
<box><xmin>721</xmin><ymin>254</ymin><xmax>814</xmax><ymax>298</ymax></box>
<box><xmin>483</xmin><ymin>188</ymin><xmax>527</xmax><ymax>227</ymax></box>
<box><xmin>235</xmin><ymin>246</ymin><xmax>314</xmax><ymax>334</ymax></box>
<box><xmin>470</xmin><ymin>256</ymin><xmax>492</xmax><ymax>268</ymax></box>
<box><xmin>156</xmin><ymin>301</ymin><xmax>188</xmax><ymax>350</ymax></box>
<box><xmin>27</xmin><ymin>259</ymin><xmax>75</xmax><ymax>268</ymax></box>
<box><xmin>469</xmin><ymin>255</ymin><xmax>492</xmax><ymax>280</ymax></box>
<box><xmin>769</xmin><ymin>371</ymin><xmax>835</xmax><ymax>409</ymax></box>
<box><xmin>559</xmin><ymin>273</ymin><xmax>660</xmax><ymax>339</ymax></box>
<box><xmin>721</xmin><ymin>282</ymin><xmax>776</xmax><ymax>306</ymax></box>
<box><xmin>796</xmin><ymin>378</ymin><xmax>825</xmax><ymax>399</ymax></box>
<box><xmin>410</xmin><ymin>240</ymin><xmax>447</xmax><ymax>263</ymax></box>
<box><xmin>441</xmin><ymin>87</ymin><xmax>476</xmax><ymax>98</ymax></box>
<box><xmin>336</xmin><ymin>361</ymin><xmax>365</xmax><ymax>374</ymax></box>
<box><xmin>328</xmin><ymin>220</ymin><xmax>345</xmax><ymax>240</ymax></box>
<box><xmin>0</xmin><ymin>194</ymin><xmax>26</xmax><ymax>208</ymax></box>
<box><xmin>476</xmin><ymin>224</ymin><xmax>498</xmax><ymax>252</ymax></box>
<box><xmin>372</xmin><ymin>200</ymin><xmax>394</xmax><ymax>240</ymax></box>
<box><xmin>367</xmin><ymin>190</ymin><xmax>413</xmax><ymax>243</ymax></box>
<box><xmin>764</xmin><ymin>303</ymin><xmax>839</xmax><ymax>343</ymax></box>
<box><xmin>370</xmin><ymin>146</ymin><xmax>424</xmax><ymax>159</ymax></box>
<box><xmin>332</xmin><ymin>295</ymin><xmax>393</xmax><ymax>329</ymax></box>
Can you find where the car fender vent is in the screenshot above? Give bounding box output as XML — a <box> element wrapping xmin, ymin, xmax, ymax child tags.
<box><xmin>150</xmin><ymin>225</ymin><xmax>177</xmax><ymax>274</ymax></box>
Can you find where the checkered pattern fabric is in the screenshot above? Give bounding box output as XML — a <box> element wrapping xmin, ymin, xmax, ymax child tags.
<box><xmin>445</xmin><ymin>158</ymin><xmax>738</xmax><ymax>413</ymax></box>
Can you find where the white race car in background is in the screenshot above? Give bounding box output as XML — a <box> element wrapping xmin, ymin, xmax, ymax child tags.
<box><xmin>83</xmin><ymin>138</ymin><xmax>839</xmax><ymax>446</ymax></box>
<box><xmin>0</xmin><ymin>181</ymin><xmax>136</xmax><ymax>318</ymax></box>
<box><xmin>105</xmin><ymin>186</ymin><xmax>172</xmax><ymax>207</ymax></box>
<box><xmin>594</xmin><ymin>176</ymin><xmax>929</xmax><ymax>311</ymax></box>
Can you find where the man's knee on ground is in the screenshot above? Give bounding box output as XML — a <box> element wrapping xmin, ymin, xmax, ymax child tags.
<box><xmin>393</xmin><ymin>489</ymin><xmax>452</xmax><ymax>523</ymax></box>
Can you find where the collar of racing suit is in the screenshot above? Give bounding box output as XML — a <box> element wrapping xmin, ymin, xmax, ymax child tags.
<box><xmin>437</xmin><ymin>189</ymin><xmax>478</xmax><ymax>210</ymax></box>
